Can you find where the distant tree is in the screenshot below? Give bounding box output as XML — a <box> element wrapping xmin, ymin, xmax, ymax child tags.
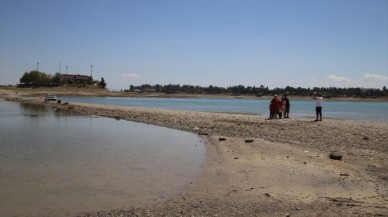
<box><xmin>126</xmin><ymin>83</ymin><xmax>388</xmax><ymax>98</ymax></box>
<box><xmin>19</xmin><ymin>70</ymin><xmax>52</xmax><ymax>85</ymax></box>
<box><xmin>20</xmin><ymin>72</ymin><xmax>32</xmax><ymax>84</ymax></box>
<box><xmin>88</xmin><ymin>76</ymin><xmax>94</xmax><ymax>85</ymax></box>
<box><xmin>140</xmin><ymin>84</ymin><xmax>152</xmax><ymax>90</ymax></box>
<box><xmin>99</xmin><ymin>77</ymin><xmax>107</xmax><ymax>89</ymax></box>
<box><xmin>52</xmin><ymin>72</ymin><xmax>62</xmax><ymax>84</ymax></box>
<box><xmin>155</xmin><ymin>84</ymin><xmax>163</xmax><ymax>92</ymax></box>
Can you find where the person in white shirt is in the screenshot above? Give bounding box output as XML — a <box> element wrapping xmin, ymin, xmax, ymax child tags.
<box><xmin>313</xmin><ymin>93</ymin><xmax>323</xmax><ymax>121</ymax></box>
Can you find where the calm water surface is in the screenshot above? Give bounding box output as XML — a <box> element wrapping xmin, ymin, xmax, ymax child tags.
<box><xmin>60</xmin><ymin>96</ymin><xmax>388</xmax><ymax>122</ymax></box>
<box><xmin>0</xmin><ymin>100</ymin><xmax>205</xmax><ymax>217</ymax></box>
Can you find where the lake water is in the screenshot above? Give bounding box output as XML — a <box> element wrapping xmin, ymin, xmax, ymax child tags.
<box><xmin>0</xmin><ymin>99</ymin><xmax>205</xmax><ymax>217</ymax></box>
<box><xmin>60</xmin><ymin>96</ymin><xmax>388</xmax><ymax>122</ymax></box>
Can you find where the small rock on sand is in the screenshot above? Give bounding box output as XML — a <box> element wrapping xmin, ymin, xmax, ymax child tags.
<box><xmin>329</xmin><ymin>152</ymin><xmax>342</xmax><ymax>160</ymax></box>
<box><xmin>362</xmin><ymin>136</ymin><xmax>369</xmax><ymax>140</ymax></box>
<box><xmin>245</xmin><ymin>138</ymin><xmax>254</xmax><ymax>143</ymax></box>
<box><xmin>219</xmin><ymin>137</ymin><xmax>226</xmax><ymax>141</ymax></box>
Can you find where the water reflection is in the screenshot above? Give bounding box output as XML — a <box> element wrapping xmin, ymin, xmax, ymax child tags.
<box><xmin>17</xmin><ymin>102</ymin><xmax>101</xmax><ymax>132</ymax></box>
<box><xmin>19</xmin><ymin>102</ymin><xmax>83</xmax><ymax>117</ymax></box>
<box><xmin>0</xmin><ymin>100</ymin><xmax>205</xmax><ymax>217</ymax></box>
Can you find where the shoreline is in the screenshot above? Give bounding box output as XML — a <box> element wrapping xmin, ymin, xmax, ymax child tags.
<box><xmin>1</xmin><ymin>89</ymin><xmax>388</xmax><ymax>216</ymax></box>
<box><xmin>2</xmin><ymin>86</ymin><xmax>388</xmax><ymax>102</ymax></box>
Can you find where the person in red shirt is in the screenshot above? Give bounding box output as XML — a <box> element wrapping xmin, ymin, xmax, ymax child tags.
<box><xmin>268</xmin><ymin>95</ymin><xmax>281</xmax><ymax>119</ymax></box>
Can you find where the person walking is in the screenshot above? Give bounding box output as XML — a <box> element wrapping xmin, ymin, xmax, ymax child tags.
<box><xmin>313</xmin><ymin>92</ymin><xmax>323</xmax><ymax>121</ymax></box>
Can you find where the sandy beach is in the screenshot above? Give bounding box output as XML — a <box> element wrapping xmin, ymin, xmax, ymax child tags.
<box><xmin>1</xmin><ymin>88</ymin><xmax>388</xmax><ymax>216</ymax></box>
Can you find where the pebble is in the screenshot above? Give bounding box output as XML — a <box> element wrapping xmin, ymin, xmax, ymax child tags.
<box><xmin>329</xmin><ymin>152</ymin><xmax>342</xmax><ymax>160</ymax></box>
<box><xmin>245</xmin><ymin>138</ymin><xmax>254</xmax><ymax>143</ymax></box>
<box><xmin>219</xmin><ymin>137</ymin><xmax>226</xmax><ymax>141</ymax></box>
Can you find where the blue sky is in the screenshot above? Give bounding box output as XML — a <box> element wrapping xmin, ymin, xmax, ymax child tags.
<box><xmin>1</xmin><ymin>0</ymin><xmax>387</xmax><ymax>90</ymax></box>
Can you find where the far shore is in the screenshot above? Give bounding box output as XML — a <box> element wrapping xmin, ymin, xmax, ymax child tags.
<box><xmin>1</xmin><ymin>88</ymin><xmax>387</xmax><ymax>217</ymax></box>
<box><xmin>1</xmin><ymin>86</ymin><xmax>388</xmax><ymax>102</ymax></box>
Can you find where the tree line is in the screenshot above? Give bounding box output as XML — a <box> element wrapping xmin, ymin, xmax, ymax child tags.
<box><xmin>127</xmin><ymin>84</ymin><xmax>388</xmax><ymax>98</ymax></box>
<box><xmin>15</xmin><ymin>70</ymin><xmax>387</xmax><ymax>97</ymax></box>
<box><xmin>18</xmin><ymin>70</ymin><xmax>107</xmax><ymax>89</ymax></box>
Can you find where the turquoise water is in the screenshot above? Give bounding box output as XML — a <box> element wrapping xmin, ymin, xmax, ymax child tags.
<box><xmin>0</xmin><ymin>100</ymin><xmax>205</xmax><ymax>217</ymax></box>
<box><xmin>60</xmin><ymin>96</ymin><xmax>388</xmax><ymax>122</ymax></box>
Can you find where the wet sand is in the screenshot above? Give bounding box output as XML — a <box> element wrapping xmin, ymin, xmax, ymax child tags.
<box><xmin>1</xmin><ymin>89</ymin><xmax>388</xmax><ymax>216</ymax></box>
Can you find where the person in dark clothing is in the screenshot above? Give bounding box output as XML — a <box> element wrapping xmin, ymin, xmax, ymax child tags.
<box><xmin>283</xmin><ymin>93</ymin><xmax>290</xmax><ymax>118</ymax></box>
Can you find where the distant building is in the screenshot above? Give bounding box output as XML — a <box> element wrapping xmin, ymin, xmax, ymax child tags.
<box><xmin>360</xmin><ymin>88</ymin><xmax>378</xmax><ymax>93</ymax></box>
<box><xmin>61</xmin><ymin>74</ymin><xmax>91</xmax><ymax>84</ymax></box>
<box><xmin>142</xmin><ymin>88</ymin><xmax>157</xmax><ymax>92</ymax></box>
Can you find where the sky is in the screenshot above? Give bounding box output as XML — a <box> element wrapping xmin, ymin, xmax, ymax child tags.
<box><xmin>0</xmin><ymin>0</ymin><xmax>387</xmax><ymax>90</ymax></box>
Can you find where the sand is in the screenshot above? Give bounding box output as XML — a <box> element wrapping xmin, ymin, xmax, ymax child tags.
<box><xmin>1</xmin><ymin>88</ymin><xmax>388</xmax><ymax>216</ymax></box>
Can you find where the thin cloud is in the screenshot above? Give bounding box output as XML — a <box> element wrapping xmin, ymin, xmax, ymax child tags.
<box><xmin>122</xmin><ymin>73</ymin><xmax>140</xmax><ymax>79</ymax></box>
<box><xmin>327</xmin><ymin>74</ymin><xmax>350</xmax><ymax>82</ymax></box>
<box><xmin>363</xmin><ymin>73</ymin><xmax>388</xmax><ymax>82</ymax></box>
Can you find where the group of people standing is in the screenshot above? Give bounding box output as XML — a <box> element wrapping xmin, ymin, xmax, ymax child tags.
<box><xmin>268</xmin><ymin>92</ymin><xmax>324</xmax><ymax>121</ymax></box>
<box><xmin>268</xmin><ymin>93</ymin><xmax>290</xmax><ymax>119</ymax></box>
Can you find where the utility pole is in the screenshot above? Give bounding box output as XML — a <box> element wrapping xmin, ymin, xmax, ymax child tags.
<box><xmin>66</xmin><ymin>66</ymin><xmax>68</xmax><ymax>74</ymax></box>
<box><xmin>37</xmin><ymin>62</ymin><xmax>39</xmax><ymax>71</ymax></box>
